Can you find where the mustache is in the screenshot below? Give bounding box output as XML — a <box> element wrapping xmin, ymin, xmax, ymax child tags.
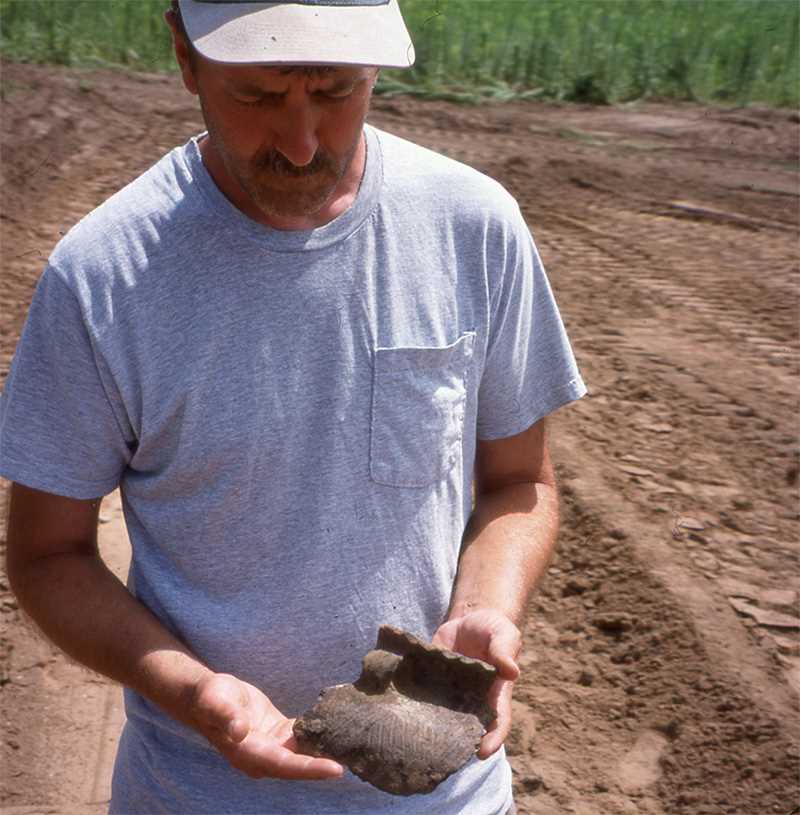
<box><xmin>256</xmin><ymin>149</ymin><xmax>334</xmax><ymax>178</ymax></box>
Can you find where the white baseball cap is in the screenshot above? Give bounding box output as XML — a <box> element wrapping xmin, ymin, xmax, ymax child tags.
<box><xmin>178</xmin><ymin>0</ymin><xmax>415</xmax><ymax>68</ymax></box>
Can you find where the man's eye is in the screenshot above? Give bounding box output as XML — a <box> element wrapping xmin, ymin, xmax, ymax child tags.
<box><xmin>317</xmin><ymin>88</ymin><xmax>354</xmax><ymax>101</ymax></box>
<box><xmin>236</xmin><ymin>94</ymin><xmax>281</xmax><ymax>107</ymax></box>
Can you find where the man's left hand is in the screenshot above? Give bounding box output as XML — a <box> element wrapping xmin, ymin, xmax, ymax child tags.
<box><xmin>432</xmin><ymin>609</ymin><xmax>522</xmax><ymax>758</ymax></box>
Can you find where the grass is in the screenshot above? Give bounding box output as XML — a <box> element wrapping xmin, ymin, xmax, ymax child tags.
<box><xmin>0</xmin><ymin>0</ymin><xmax>797</xmax><ymax>107</ymax></box>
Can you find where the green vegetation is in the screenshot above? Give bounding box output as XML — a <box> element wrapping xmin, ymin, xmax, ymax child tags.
<box><xmin>0</xmin><ymin>0</ymin><xmax>797</xmax><ymax>106</ymax></box>
<box><xmin>394</xmin><ymin>0</ymin><xmax>799</xmax><ymax>106</ymax></box>
<box><xmin>0</xmin><ymin>0</ymin><xmax>176</xmax><ymax>69</ymax></box>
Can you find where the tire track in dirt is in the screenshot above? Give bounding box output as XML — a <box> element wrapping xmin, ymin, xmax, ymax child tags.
<box><xmin>543</xmin><ymin>207</ymin><xmax>799</xmax><ymax>357</ymax></box>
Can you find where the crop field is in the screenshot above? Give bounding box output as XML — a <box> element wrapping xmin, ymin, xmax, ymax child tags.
<box><xmin>0</xmin><ymin>0</ymin><xmax>798</xmax><ymax>106</ymax></box>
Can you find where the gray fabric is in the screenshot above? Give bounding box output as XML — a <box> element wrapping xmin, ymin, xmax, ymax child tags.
<box><xmin>0</xmin><ymin>125</ymin><xmax>585</xmax><ymax>814</ymax></box>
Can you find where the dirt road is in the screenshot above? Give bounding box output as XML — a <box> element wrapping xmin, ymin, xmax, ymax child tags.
<box><xmin>1</xmin><ymin>63</ymin><xmax>798</xmax><ymax>814</ymax></box>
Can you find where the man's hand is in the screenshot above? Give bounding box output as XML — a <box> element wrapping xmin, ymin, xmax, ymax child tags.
<box><xmin>432</xmin><ymin>609</ymin><xmax>522</xmax><ymax>759</ymax></box>
<box><xmin>188</xmin><ymin>673</ymin><xmax>344</xmax><ymax>780</ymax></box>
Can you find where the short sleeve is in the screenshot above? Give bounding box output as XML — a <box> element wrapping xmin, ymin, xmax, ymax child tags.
<box><xmin>476</xmin><ymin>208</ymin><xmax>586</xmax><ymax>440</ymax></box>
<box><xmin>0</xmin><ymin>266</ymin><xmax>134</xmax><ymax>498</ymax></box>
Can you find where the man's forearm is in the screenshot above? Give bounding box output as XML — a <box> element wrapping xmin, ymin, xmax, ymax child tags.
<box><xmin>448</xmin><ymin>479</ymin><xmax>559</xmax><ymax>626</ymax></box>
<box><xmin>9</xmin><ymin>551</ymin><xmax>210</xmax><ymax>727</ymax></box>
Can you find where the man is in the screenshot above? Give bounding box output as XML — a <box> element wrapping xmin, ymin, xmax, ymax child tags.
<box><xmin>0</xmin><ymin>1</ymin><xmax>586</xmax><ymax>812</ymax></box>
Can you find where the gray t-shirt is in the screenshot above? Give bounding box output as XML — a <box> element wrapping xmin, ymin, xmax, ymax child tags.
<box><xmin>0</xmin><ymin>125</ymin><xmax>585</xmax><ymax>814</ymax></box>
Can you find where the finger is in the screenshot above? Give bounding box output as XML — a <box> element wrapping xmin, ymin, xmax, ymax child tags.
<box><xmin>478</xmin><ymin>680</ymin><xmax>514</xmax><ymax>759</ymax></box>
<box><xmin>478</xmin><ymin>719</ymin><xmax>509</xmax><ymax>759</ymax></box>
<box><xmin>235</xmin><ymin>735</ymin><xmax>345</xmax><ymax>780</ymax></box>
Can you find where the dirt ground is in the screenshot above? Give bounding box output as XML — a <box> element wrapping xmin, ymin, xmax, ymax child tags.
<box><xmin>0</xmin><ymin>62</ymin><xmax>798</xmax><ymax>815</ymax></box>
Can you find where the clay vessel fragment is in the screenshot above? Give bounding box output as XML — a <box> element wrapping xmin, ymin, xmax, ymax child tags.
<box><xmin>293</xmin><ymin>625</ymin><xmax>497</xmax><ymax>796</ymax></box>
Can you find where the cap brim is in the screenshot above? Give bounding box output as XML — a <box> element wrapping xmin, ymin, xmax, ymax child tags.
<box><xmin>179</xmin><ymin>0</ymin><xmax>415</xmax><ymax>68</ymax></box>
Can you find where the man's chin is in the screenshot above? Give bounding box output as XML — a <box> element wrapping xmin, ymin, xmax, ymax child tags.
<box><xmin>248</xmin><ymin>184</ymin><xmax>335</xmax><ymax>220</ymax></box>
<box><xmin>254</xmin><ymin>196</ymin><xmax>330</xmax><ymax>220</ymax></box>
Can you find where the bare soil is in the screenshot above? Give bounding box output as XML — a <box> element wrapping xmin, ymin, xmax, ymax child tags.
<box><xmin>1</xmin><ymin>62</ymin><xmax>798</xmax><ymax>815</ymax></box>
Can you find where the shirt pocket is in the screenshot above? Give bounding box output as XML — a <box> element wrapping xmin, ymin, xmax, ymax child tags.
<box><xmin>370</xmin><ymin>332</ymin><xmax>475</xmax><ymax>488</ymax></box>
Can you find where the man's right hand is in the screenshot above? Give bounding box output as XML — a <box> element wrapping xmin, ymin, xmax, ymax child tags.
<box><xmin>188</xmin><ymin>672</ymin><xmax>344</xmax><ymax>781</ymax></box>
<box><xmin>6</xmin><ymin>485</ymin><xmax>342</xmax><ymax>783</ymax></box>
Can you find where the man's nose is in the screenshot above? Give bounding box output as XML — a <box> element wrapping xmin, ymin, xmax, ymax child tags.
<box><xmin>274</xmin><ymin>104</ymin><xmax>319</xmax><ymax>167</ymax></box>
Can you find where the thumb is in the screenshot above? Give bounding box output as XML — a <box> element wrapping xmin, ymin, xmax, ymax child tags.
<box><xmin>193</xmin><ymin>674</ymin><xmax>251</xmax><ymax>743</ymax></box>
<box><xmin>225</xmin><ymin>712</ymin><xmax>250</xmax><ymax>743</ymax></box>
<box><xmin>487</xmin><ymin>623</ymin><xmax>521</xmax><ymax>681</ymax></box>
<box><xmin>432</xmin><ymin>619</ymin><xmax>459</xmax><ymax>651</ymax></box>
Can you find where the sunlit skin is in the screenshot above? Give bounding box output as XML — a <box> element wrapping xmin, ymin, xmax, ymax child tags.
<box><xmin>168</xmin><ymin>14</ymin><xmax>378</xmax><ymax>230</ymax></box>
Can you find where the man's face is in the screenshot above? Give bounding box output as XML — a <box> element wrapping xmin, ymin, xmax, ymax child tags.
<box><xmin>186</xmin><ymin>56</ymin><xmax>377</xmax><ymax>221</ymax></box>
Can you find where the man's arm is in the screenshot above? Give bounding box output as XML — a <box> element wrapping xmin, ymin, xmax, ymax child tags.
<box><xmin>5</xmin><ymin>483</ymin><xmax>342</xmax><ymax>780</ymax></box>
<box><xmin>451</xmin><ymin>416</ymin><xmax>558</xmax><ymax>624</ymax></box>
<box><xmin>433</xmin><ymin>417</ymin><xmax>558</xmax><ymax>757</ymax></box>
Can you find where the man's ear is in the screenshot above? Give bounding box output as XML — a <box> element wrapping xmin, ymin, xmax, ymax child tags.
<box><xmin>165</xmin><ymin>9</ymin><xmax>199</xmax><ymax>96</ymax></box>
